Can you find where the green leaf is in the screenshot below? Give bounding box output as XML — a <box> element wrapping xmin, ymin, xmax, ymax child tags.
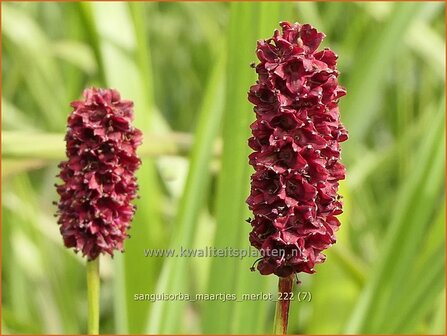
<box><xmin>230</xmin><ymin>3</ymin><xmax>284</xmax><ymax>334</ymax></box>
<box><xmin>343</xmin><ymin>2</ymin><xmax>423</xmax><ymax>144</ymax></box>
<box><xmin>345</xmin><ymin>97</ymin><xmax>445</xmax><ymax>333</ymax></box>
<box><xmin>52</xmin><ymin>40</ymin><xmax>96</xmax><ymax>74</ymax></box>
<box><xmin>2</xmin><ymin>132</ymin><xmax>64</xmax><ymax>160</ymax></box>
<box><xmin>2</xmin><ymin>3</ymin><xmax>67</xmax><ymax>131</ymax></box>
<box><xmin>147</xmin><ymin>49</ymin><xmax>225</xmax><ymax>335</ymax></box>
<box><xmin>202</xmin><ymin>3</ymin><xmax>259</xmax><ymax>333</ymax></box>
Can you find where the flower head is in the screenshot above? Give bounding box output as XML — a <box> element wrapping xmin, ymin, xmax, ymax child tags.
<box><xmin>55</xmin><ymin>88</ymin><xmax>142</xmax><ymax>260</ymax></box>
<box><xmin>247</xmin><ymin>22</ymin><xmax>347</xmax><ymax>278</ymax></box>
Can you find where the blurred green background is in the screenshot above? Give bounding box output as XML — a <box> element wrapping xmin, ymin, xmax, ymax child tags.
<box><xmin>1</xmin><ymin>1</ymin><xmax>445</xmax><ymax>334</ymax></box>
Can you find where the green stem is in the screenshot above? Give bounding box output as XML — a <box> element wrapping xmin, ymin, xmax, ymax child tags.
<box><xmin>273</xmin><ymin>276</ymin><xmax>294</xmax><ymax>334</ymax></box>
<box><xmin>87</xmin><ymin>258</ymin><xmax>100</xmax><ymax>334</ymax></box>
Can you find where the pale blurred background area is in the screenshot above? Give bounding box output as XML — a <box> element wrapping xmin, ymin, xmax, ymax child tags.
<box><xmin>1</xmin><ymin>1</ymin><xmax>445</xmax><ymax>334</ymax></box>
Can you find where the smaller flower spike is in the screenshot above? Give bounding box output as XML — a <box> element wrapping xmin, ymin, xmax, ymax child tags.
<box><xmin>247</xmin><ymin>22</ymin><xmax>348</xmax><ymax>278</ymax></box>
<box><xmin>55</xmin><ymin>88</ymin><xmax>142</xmax><ymax>260</ymax></box>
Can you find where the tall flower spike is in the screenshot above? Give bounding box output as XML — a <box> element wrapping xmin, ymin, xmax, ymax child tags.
<box><xmin>56</xmin><ymin>88</ymin><xmax>142</xmax><ymax>260</ymax></box>
<box><xmin>247</xmin><ymin>22</ymin><xmax>348</xmax><ymax>278</ymax></box>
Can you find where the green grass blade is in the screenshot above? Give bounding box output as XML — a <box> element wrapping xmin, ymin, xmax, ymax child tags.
<box><xmin>345</xmin><ymin>97</ymin><xmax>445</xmax><ymax>333</ymax></box>
<box><xmin>77</xmin><ymin>3</ymin><xmax>107</xmax><ymax>86</ymax></box>
<box><xmin>2</xmin><ymin>3</ymin><xmax>67</xmax><ymax>131</ymax></box>
<box><xmin>343</xmin><ymin>2</ymin><xmax>423</xmax><ymax>144</ymax></box>
<box><xmin>230</xmin><ymin>3</ymin><xmax>283</xmax><ymax>334</ymax></box>
<box><xmin>429</xmin><ymin>291</ymin><xmax>446</xmax><ymax>335</ymax></box>
<box><xmin>2</xmin><ymin>132</ymin><xmax>64</xmax><ymax>160</ymax></box>
<box><xmin>202</xmin><ymin>3</ymin><xmax>259</xmax><ymax>333</ymax></box>
<box><xmin>1</xmin><ymin>99</ymin><xmax>36</xmax><ymax>131</ymax></box>
<box><xmin>1</xmin><ymin>130</ymin><xmax>202</xmax><ymax>162</ymax></box>
<box><xmin>146</xmin><ymin>54</ymin><xmax>225</xmax><ymax>334</ymax></box>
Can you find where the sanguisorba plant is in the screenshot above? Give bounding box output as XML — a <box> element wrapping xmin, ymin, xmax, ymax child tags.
<box><xmin>55</xmin><ymin>88</ymin><xmax>142</xmax><ymax>334</ymax></box>
<box><xmin>247</xmin><ymin>22</ymin><xmax>347</xmax><ymax>334</ymax></box>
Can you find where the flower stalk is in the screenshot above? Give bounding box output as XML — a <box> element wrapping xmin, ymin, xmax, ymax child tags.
<box><xmin>87</xmin><ymin>259</ymin><xmax>100</xmax><ymax>335</ymax></box>
<box><xmin>273</xmin><ymin>276</ymin><xmax>294</xmax><ymax>334</ymax></box>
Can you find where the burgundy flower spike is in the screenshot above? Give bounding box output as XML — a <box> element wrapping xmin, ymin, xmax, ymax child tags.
<box><xmin>247</xmin><ymin>22</ymin><xmax>348</xmax><ymax>278</ymax></box>
<box><xmin>56</xmin><ymin>88</ymin><xmax>142</xmax><ymax>260</ymax></box>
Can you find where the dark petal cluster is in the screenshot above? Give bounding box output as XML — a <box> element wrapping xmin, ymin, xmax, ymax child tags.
<box><xmin>55</xmin><ymin>88</ymin><xmax>142</xmax><ymax>260</ymax></box>
<box><xmin>247</xmin><ymin>22</ymin><xmax>348</xmax><ymax>277</ymax></box>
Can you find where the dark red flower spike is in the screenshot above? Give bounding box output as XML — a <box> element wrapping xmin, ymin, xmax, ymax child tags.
<box><xmin>247</xmin><ymin>22</ymin><xmax>348</xmax><ymax>278</ymax></box>
<box><xmin>56</xmin><ymin>88</ymin><xmax>142</xmax><ymax>260</ymax></box>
